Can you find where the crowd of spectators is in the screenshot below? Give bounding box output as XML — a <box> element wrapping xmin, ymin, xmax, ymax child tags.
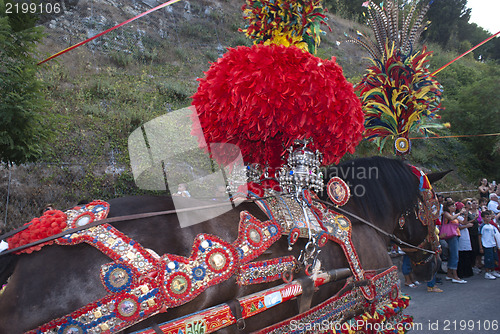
<box><xmin>402</xmin><ymin>178</ymin><xmax>500</xmax><ymax>292</ymax></box>
<box><xmin>440</xmin><ymin>181</ymin><xmax>500</xmax><ymax>279</ymax></box>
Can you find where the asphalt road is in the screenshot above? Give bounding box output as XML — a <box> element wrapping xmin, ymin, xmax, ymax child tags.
<box><xmin>395</xmin><ymin>257</ymin><xmax>500</xmax><ymax>334</ymax></box>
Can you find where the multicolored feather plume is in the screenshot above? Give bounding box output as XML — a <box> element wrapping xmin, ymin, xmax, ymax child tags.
<box><xmin>240</xmin><ymin>0</ymin><xmax>331</xmax><ymax>54</ymax></box>
<box><xmin>347</xmin><ymin>1</ymin><xmax>444</xmax><ymax>150</ymax></box>
<box><xmin>346</xmin><ymin>0</ymin><xmax>432</xmax><ymax>60</ymax></box>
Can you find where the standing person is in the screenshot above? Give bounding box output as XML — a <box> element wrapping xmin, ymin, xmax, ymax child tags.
<box><xmin>479</xmin><ymin>178</ymin><xmax>491</xmax><ymax>200</ymax></box>
<box><xmin>436</xmin><ymin>194</ymin><xmax>448</xmax><ymax>264</ymax></box>
<box><xmin>402</xmin><ymin>254</ymin><xmax>421</xmax><ymax>288</ymax></box>
<box><xmin>479</xmin><ymin>197</ymin><xmax>489</xmax><ymax>212</ymax></box>
<box><xmin>487</xmin><ymin>193</ymin><xmax>500</xmax><ymax>223</ymax></box>
<box><xmin>468</xmin><ymin>199</ymin><xmax>483</xmax><ymax>272</ymax></box>
<box><xmin>479</xmin><ymin>210</ymin><xmax>500</xmax><ymax>280</ymax></box>
<box><xmin>436</xmin><ymin>194</ymin><xmax>444</xmax><ymax>225</ymax></box>
<box><xmin>427</xmin><ymin>226</ymin><xmax>444</xmax><ymax>292</ymax></box>
<box><xmin>457</xmin><ymin>200</ymin><xmax>474</xmax><ymax>278</ymax></box>
<box><xmin>444</xmin><ymin>196</ymin><xmax>454</xmax><ymax>205</ymax></box>
<box><xmin>442</xmin><ymin>202</ymin><xmax>467</xmax><ymax>283</ymax></box>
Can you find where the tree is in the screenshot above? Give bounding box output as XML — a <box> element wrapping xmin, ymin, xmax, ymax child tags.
<box><xmin>0</xmin><ymin>0</ymin><xmax>49</xmax><ymax>165</ymax></box>
<box><xmin>423</xmin><ymin>0</ymin><xmax>470</xmax><ymax>49</ymax></box>
<box><xmin>440</xmin><ymin>63</ymin><xmax>500</xmax><ymax>179</ymax></box>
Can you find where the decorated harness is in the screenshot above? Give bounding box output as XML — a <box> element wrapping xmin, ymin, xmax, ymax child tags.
<box><xmin>3</xmin><ymin>141</ymin><xmax>428</xmax><ymax>334</ymax></box>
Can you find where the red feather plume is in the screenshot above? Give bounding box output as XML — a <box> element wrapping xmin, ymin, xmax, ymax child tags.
<box><xmin>191</xmin><ymin>44</ymin><xmax>364</xmax><ymax>168</ymax></box>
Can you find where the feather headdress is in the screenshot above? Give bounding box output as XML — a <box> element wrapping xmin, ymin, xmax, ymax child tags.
<box><xmin>191</xmin><ymin>0</ymin><xmax>364</xmax><ymax>167</ymax></box>
<box><xmin>348</xmin><ymin>0</ymin><xmax>444</xmax><ymax>152</ymax></box>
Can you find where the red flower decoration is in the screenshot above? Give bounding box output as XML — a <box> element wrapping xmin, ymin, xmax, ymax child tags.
<box><xmin>191</xmin><ymin>44</ymin><xmax>364</xmax><ymax>168</ymax></box>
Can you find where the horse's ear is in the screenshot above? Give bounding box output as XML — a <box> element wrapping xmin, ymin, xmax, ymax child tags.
<box><xmin>426</xmin><ymin>170</ymin><xmax>453</xmax><ymax>184</ymax></box>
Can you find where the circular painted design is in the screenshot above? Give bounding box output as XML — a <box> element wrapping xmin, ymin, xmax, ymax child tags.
<box><xmin>247</xmin><ymin>227</ymin><xmax>262</xmax><ymax>247</ymax></box>
<box><xmin>171</xmin><ymin>275</ymin><xmax>189</xmax><ymax>294</ymax></box>
<box><xmin>206</xmin><ymin>249</ymin><xmax>229</xmax><ymax>273</ymax></box>
<box><xmin>268</xmin><ymin>225</ymin><xmax>278</xmax><ymax>236</ymax></box>
<box><xmin>72</xmin><ymin>212</ymin><xmax>95</xmax><ymax>228</ymax></box>
<box><xmin>166</xmin><ymin>272</ymin><xmax>192</xmax><ymax>299</ymax></box>
<box><xmin>103</xmin><ymin>264</ymin><xmax>133</xmax><ymax>293</ymax></box>
<box><xmin>390</xmin><ymin>285</ymin><xmax>399</xmax><ymax>301</ymax></box>
<box><xmin>192</xmin><ymin>266</ymin><xmax>206</xmax><ymax>281</ymax></box>
<box><xmin>61</xmin><ymin>324</ymin><xmax>84</xmax><ymax>334</ymax></box>
<box><xmin>109</xmin><ymin>267</ymin><xmax>130</xmax><ymax>289</ymax></box>
<box><xmin>116</xmin><ymin>296</ymin><xmax>139</xmax><ymax>319</ymax></box>
<box><xmin>282</xmin><ymin>270</ymin><xmax>293</xmax><ymax>283</ymax></box>
<box><xmin>336</xmin><ymin>216</ymin><xmax>350</xmax><ymax>231</ymax></box>
<box><xmin>394</xmin><ymin>137</ymin><xmax>410</xmax><ymax>154</ymax></box>
<box><xmin>326</xmin><ymin>177</ymin><xmax>350</xmax><ymax>206</ymax></box>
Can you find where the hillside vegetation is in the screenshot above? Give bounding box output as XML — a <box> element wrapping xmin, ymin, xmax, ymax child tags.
<box><xmin>1</xmin><ymin>0</ymin><xmax>499</xmax><ymax>227</ymax></box>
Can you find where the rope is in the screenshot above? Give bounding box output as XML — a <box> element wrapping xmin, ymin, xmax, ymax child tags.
<box><xmin>312</xmin><ymin>198</ymin><xmax>436</xmax><ymax>254</ymax></box>
<box><xmin>37</xmin><ymin>0</ymin><xmax>184</xmax><ymax>65</ymax></box>
<box><xmin>409</xmin><ymin>132</ymin><xmax>500</xmax><ymax>140</ymax></box>
<box><xmin>3</xmin><ymin>165</ymin><xmax>11</xmax><ymax>228</ymax></box>
<box><xmin>431</xmin><ymin>31</ymin><xmax>500</xmax><ymax>76</ymax></box>
<box><xmin>0</xmin><ymin>195</ymin><xmax>284</xmax><ymax>255</ymax></box>
<box><xmin>438</xmin><ymin>189</ymin><xmax>477</xmax><ymax>194</ymax></box>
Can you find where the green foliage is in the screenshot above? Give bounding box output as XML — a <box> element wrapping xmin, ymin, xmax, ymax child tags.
<box><xmin>0</xmin><ymin>0</ymin><xmax>51</xmax><ymax>164</ymax></box>
<box><xmin>443</xmin><ymin>77</ymin><xmax>500</xmax><ymax>179</ymax></box>
<box><xmin>424</xmin><ymin>0</ymin><xmax>500</xmax><ymax>61</ymax></box>
<box><xmin>156</xmin><ymin>81</ymin><xmax>192</xmax><ymax>103</ymax></box>
<box><xmin>429</xmin><ymin>50</ymin><xmax>500</xmax><ymax>181</ymax></box>
<box><xmin>424</xmin><ymin>0</ymin><xmax>470</xmax><ymax>47</ymax></box>
<box><xmin>178</xmin><ymin>21</ymin><xmax>218</xmax><ymax>43</ymax></box>
<box><xmin>324</xmin><ymin>0</ymin><xmax>366</xmax><ymax>22</ymax></box>
<box><xmin>109</xmin><ymin>51</ymin><xmax>134</xmax><ymax>68</ymax></box>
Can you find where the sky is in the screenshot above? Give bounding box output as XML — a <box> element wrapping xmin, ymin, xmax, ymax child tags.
<box><xmin>466</xmin><ymin>0</ymin><xmax>500</xmax><ymax>34</ymax></box>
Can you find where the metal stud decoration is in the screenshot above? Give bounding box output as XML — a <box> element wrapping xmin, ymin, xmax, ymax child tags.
<box><xmin>277</xmin><ymin>139</ymin><xmax>324</xmax><ymax>196</ymax></box>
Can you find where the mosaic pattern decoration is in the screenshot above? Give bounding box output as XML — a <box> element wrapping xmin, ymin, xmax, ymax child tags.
<box><xmin>65</xmin><ymin>200</ymin><xmax>110</xmax><ymax>229</ymax></box>
<box><xmin>7</xmin><ymin>200</ymin><xmax>109</xmax><ymax>254</ymax></box>
<box><xmin>255</xmin><ymin>267</ymin><xmax>405</xmax><ymax>334</ymax></box>
<box><xmin>232</xmin><ymin>211</ymin><xmax>282</xmax><ymax>263</ymax></box>
<box><xmin>395</xmin><ymin>136</ymin><xmax>411</xmax><ymax>155</ymax></box>
<box><xmin>57</xmin><ymin>223</ymin><xmax>160</xmax><ymax>276</ymax></box>
<box><xmin>135</xmin><ymin>274</ymin><xmax>323</xmax><ymax>334</ymax></box>
<box><xmin>29</xmin><ymin>278</ymin><xmax>164</xmax><ymax>334</ymax></box>
<box><xmin>162</xmin><ymin>233</ymin><xmax>239</xmax><ymax>308</ymax></box>
<box><xmin>236</xmin><ymin>256</ymin><xmax>299</xmax><ymax>285</ymax></box>
<box><xmin>256</xmin><ymin>190</ymin><xmax>376</xmax><ymax>300</ymax></box>
<box><xmin>24</xmin><ymin>195</ymin><xmax>404</xmax><ymax>333</ymax></box>
<box><xmin>309</xmin><ymin>196</ymin><xmax>376</xmax><ymax>301</ymax></box>
<box><xmin>417</xmin><ymin>188</ymin><xmax>439</xmax><ymax>226</ymax></box>
<box><xmin>27</xmin><ymin>211</ymin><xmax>285</xmax><ymax>334</ymax></box>
<box><xmin>257</xmin><ymin>190</ymin><xmax>326</xmax><ymax>238</ymax></box>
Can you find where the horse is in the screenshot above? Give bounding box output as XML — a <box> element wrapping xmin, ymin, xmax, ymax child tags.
<box><xmin>0</xmin><ymin>156</ymin><xmax>444</xmax><ymax>333</ymax></box>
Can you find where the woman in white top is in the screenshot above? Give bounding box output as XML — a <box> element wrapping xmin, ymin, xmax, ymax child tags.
<box><xmin>457</xmin><ymin>201</ymin><xmax>474</xmax><ymax>278</ymax></box>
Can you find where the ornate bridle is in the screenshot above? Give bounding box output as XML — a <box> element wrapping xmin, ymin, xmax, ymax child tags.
<box><xmin>397</xmin><ymin>167</ymin><xmax>441</xmax><ymax>265</ymax></box>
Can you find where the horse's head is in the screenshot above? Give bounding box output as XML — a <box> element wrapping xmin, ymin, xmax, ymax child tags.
<box><xmin>322</xmin><ymin>158</ymin><xmax>452</xmax><ymax>281</ymax></box>
<box><xmin>394</xmin><ymin>169</ymin><xmax>452</xmax><ymax>281</ymax></box>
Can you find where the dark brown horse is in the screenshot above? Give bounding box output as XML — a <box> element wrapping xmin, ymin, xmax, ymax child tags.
<box><xmin>0</xmin><ymin>157</ymin><xmax>443</xmax><ymax>333</ymax></box>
